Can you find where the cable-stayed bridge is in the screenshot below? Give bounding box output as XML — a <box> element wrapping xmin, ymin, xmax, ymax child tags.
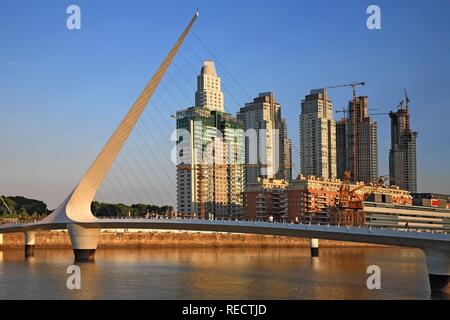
<box><xmin>0</xmin><ymin>11</ymin><xmax>449</xmax><ymax>294</ymax></box>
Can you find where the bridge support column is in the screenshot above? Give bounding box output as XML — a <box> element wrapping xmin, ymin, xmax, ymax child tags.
<box><xmin>310</xmin><ymin>238</ymin><xmax>319</xmax><ymax>257</ymax></box>
<box><xmin>24</xmin><ymin>231</ymin><xmax>36</xmax><ymax>258</ymax></box>
<box><xmin>0</xmin><ymin>234</ymin><xmax>3</xmax><ymax>262</ymax></box>
<box><xmin>423</xmin><ymin>248</ymin><xmax>450</xmax><ymax>293</ymax></box>
<box><xmin>68</xmin><ymin>223</ymin><xmax>100</xmax><ymax>262</ymax></box>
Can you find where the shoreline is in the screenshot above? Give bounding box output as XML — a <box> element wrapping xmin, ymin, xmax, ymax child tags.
<box><xmin>0</xmin><ymin>230</ymin><xmax>387</xmax><ymax>249</ymax></box>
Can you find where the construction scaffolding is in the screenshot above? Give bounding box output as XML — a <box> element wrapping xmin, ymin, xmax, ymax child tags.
<box><xmin>327</xmin><ymin>170</ymin><xmax>387</xmax><ymax>227</ymax></box>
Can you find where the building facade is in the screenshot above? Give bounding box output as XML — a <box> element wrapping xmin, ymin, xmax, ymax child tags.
<box><xmin>237</xmin><ymin>92</ymin><xmax>292</xmax><ymax>186</ymax></box>
<box><xmin>300</xmin><ymin>89</ymin><xmax>337</xmax><ymax>179</ymax></box>
<box><xmin>412</xmin><ymin>193</ymin><xmax>450</xmax><ymax>209</ymax></box>
<box><xmin>336</xmin><ymin>118</ymin><xmax>348</xmax><ymax>178</ymax></box>
<box><xmin>278</xmin><ymin>118</ymin><xmax>292</xmax><ymax>181</ymax></box>
<box><xmin>242</xmin><ymin>175</ymin><xmax>412</xmax><ymax>222</ymax></box>
<box><xmin>389</xmin><ymin>98</ymin><xmax>417</xmax><ymax>192</ymax></box>
<box><xmin>242</xmin><ymin>175</ymin><xmax>449</xmax><ymax>232</ymax></box>
<box><xmin>176</xmin><ymin>61</ymin><xmax>244</xmax><ymax>219</ymax></box>
<box><xmin>195</xmin><ymin>60</ymin><xmax>225</xmax><ymax>112</ymax></box>
<box><xmin>336</xmin><ymin>96</ymin><xmax>378</xmax><ymax>183</ymax></box>
<box><xmin>287</xmin><ymin>175</ymin><xmax>412</xmax><ymax>223</ymax></box>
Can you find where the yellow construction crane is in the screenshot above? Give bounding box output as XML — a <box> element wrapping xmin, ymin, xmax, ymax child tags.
<box><xmin>323</xmin><ymin>81</ymin><xmax>365</xmax><ymax>181</ymax></box>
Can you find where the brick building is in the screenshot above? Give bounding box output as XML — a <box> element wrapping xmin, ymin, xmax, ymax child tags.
<box><xmin>243</xmin><ymin>178</ymin><xmax>288</xmax><ymax>221</ymax></box>
<box><xmin>243</xmin><ymin>175</ymin><xmax>412</xmax><ymax>222</ymax></box>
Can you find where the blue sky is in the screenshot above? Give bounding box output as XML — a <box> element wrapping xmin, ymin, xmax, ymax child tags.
<box><xmin>1</xmin><ymin>0</ymin><xmax>449</xmax><ymax>208</ymax></box>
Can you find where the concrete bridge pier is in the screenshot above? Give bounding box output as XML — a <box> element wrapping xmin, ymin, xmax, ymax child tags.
<box><xmin>423</xmin><ymin>248</ymin><xmax>450</xmax><ymax>293</ymax></box>
<box><xmin>24</xmin><ymin>231</ymin><xmax>36</xmax><ymax>258</ymax></box>
<box><xmin>68</xmin><ymin>223</ymin><xmax>100</xmax><ymax>262</ymax></box>
<box><xmin>310</xmin><ymin>238</ymin><xmax>319</xmax><ymax>257</ymax></box>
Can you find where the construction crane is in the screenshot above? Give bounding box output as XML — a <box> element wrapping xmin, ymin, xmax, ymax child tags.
<box><xmin>328</xmin><ymin>170</ymin><xmax>388</xmax><ymax>227</ymax></box>
<box><xmin>323</xmin><ymin>81</ymin><xmax>365</xmax><ymax>99</ymax></box>
<box><xmin>334</xmin><ymin>108</ymin><xmax>348</xmax><ymax>118</ymax></box>
<box><xmin>404</xmin><ymin>89</ymin><xmax>410</xmax><ymax>113</ymax></box>
<box><xmin>367</xmin><ymin>112</ymin><xmax>389</xmax><ymax>116</ymax></box>
<box><xmin>323</xmin><ymin>81</ymin><xmax>365</xmax><ymax>181</ymax></box>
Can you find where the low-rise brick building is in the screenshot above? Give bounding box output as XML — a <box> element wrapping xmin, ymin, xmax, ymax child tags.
<box><xmin>243</xmin><ymin>178</ymin><xmax>288</xmax><ymax>221</ymax></box>
<box><xmin>243</xmin><ymin>175</ymin><xmax>412</xmax><ymax>222</ymax></box>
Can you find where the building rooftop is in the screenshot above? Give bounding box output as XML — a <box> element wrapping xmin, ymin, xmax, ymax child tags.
<box><xmin>201</xmin><ymin>60</ymin><xmax>217</xmax><ymax>77</ymax></box>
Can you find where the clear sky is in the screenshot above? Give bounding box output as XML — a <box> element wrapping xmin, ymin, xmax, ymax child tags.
<box><xmin>1</xmin><ymin>0</ymin><xmax>449</xmax><ymax>209</ymax></box>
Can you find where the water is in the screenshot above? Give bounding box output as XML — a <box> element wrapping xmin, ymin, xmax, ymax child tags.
<box><xmin>0</xmin><ymin>247</ymin><xmax>447</xmax><ymax>299</ymax></box>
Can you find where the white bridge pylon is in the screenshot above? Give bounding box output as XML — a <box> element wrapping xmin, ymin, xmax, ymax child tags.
<box><xmin>42</xmin><ymin>11</ymin><xmax>199</xmax><ymax>226</ymax></box>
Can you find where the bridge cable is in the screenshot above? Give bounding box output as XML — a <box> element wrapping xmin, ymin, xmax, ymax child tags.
<box><xmin>180</xmin><ymin>45</ymin><xmax>243</xmax><ymax>109</ymax></box>
<box><xmin>128</xmin><ymin>134</ymin><xmax>175</xmax><ymax>199</ymax></box>
<box><xmin>123</xmin><ymin>143</ymin><xmax>164</xmax><ymax>205</ymax></box>
<box><xmin>134</xmin><ymin>124</ymin><xmax>176</xmax><ymax>188</ymax></box>
<box><xmin>190</xmin><ymin>31</ymin><xmax>253</xmax><ymax>100</ymax></box>
<box><xmin>114</xmin><ymin>157</ymin><xmax>145</xmax><ymax>204</ymax></box>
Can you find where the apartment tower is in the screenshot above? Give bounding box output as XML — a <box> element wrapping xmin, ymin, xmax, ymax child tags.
<box><xmin>300</xmin><ymin>89</ymin><xmax>337</xmax><ymax>179</ymax></box>
<box><xmin>176</xmin><ymin>61</ymin><xmax>244</xmax><ymax>219</ymax></box>
<box><xmin>237</xmin><ymin>92</ymin><xmax>292</xmax><ymax>186</ymax></box>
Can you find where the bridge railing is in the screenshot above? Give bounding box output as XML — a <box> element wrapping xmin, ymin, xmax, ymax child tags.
<box><xmin>92</xmin><ymin>215</ymin><xmax>449</xmax><ymax>235</ymax></box>
<box><xmin>1</xmin><ymin>215</ymin><xmax>448</xmax><ymax>235</ymax></box>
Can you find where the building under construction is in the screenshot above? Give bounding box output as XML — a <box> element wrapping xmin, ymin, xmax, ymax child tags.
<box><xmin>242</xmin><ymin>175</ymin><xmax>412</xmax><ymax>224</ymax></box>
<box><xmin>287</xmin><ymin>174</ymin><xmax>409</xmax><ymax>225</ymax></box>
<box><xmin>326</xmin><ymin>171</ymin><xmax>388</xmax><ymax>227</ymax></box>
<box><xmin>389</xmin><ymin>91</ymin><xmax>418</xmax><ymax>193</ymax></box>
<box><xmin>336</xmin><ymin>96</ymin><xmax>378</xmax><ymax>183</ymax></box>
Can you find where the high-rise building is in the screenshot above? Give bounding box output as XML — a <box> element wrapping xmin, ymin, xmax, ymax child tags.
<box><xmin>237</xmin><ymin>92</ymin><xmax>292</xmax><ymax>186</ymax></box>
<box><xmin>300</xmin><ymin>89</ymin><xmax>337</xmax><ymax>179</ymax></box>
<box><xmin>336</xmin><ymin>96</ymin><xmax>378</xmax><ymax>183</ymax></box>
<box><xmin>336</xmin><ymin>118</ymin><xmax>348</xmax><ymax>178</ymax></box>
<box><xmin>278</xmin><ymin>118</ymin><xmax>292</xmax><ymax>181</ymax></box>
<box><xmin>176</xmin><ymin>61</ymin><xmax>244</xmax><ymax>219</ymax></box>
<box><xmin>389</xmin><ymin>96</ymin><xmax>417</xmax><ymax>192</ymax></box>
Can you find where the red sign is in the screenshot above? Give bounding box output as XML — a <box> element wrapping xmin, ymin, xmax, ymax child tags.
<box><xmin>431</xmin><ymin>199</ymin><xmax>439</xmax><ymax>207</ymax></box>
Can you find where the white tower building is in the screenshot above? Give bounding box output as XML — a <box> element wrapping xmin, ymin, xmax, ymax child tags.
<box><xmin>195</xmin><ymin>61</ymin><xmax>225</xmax><ymax>112</ymax></box>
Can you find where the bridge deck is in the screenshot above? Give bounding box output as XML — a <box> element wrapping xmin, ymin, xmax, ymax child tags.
<box><xmin>1</xmin><ymin>218</ymin><xmax>449</xmax><ymax>251</ymax></box>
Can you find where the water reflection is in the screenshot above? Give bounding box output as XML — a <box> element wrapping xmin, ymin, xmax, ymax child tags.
<box><xmin>0</xmin><ymin>247</ymin><xmax>446</xmax><ymax>300</ymax></box>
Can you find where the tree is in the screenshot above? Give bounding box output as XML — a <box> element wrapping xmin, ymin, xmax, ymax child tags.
<box><xmin>0</xmin><ymin>195</ymin><xmax>48</xmax><ymax>217</ymax></box>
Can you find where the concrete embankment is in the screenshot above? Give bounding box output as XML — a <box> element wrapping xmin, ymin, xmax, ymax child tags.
<box><xmin>0</xmin><ymin>230</ymin><xmax>384</xmax><ymax>249</ymax></box>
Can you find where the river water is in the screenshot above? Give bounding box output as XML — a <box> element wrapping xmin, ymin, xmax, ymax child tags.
<box><xmin>0</xmin><ymin>247</ymin><xmax>447</xmax><ymax>300</ymax></box>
